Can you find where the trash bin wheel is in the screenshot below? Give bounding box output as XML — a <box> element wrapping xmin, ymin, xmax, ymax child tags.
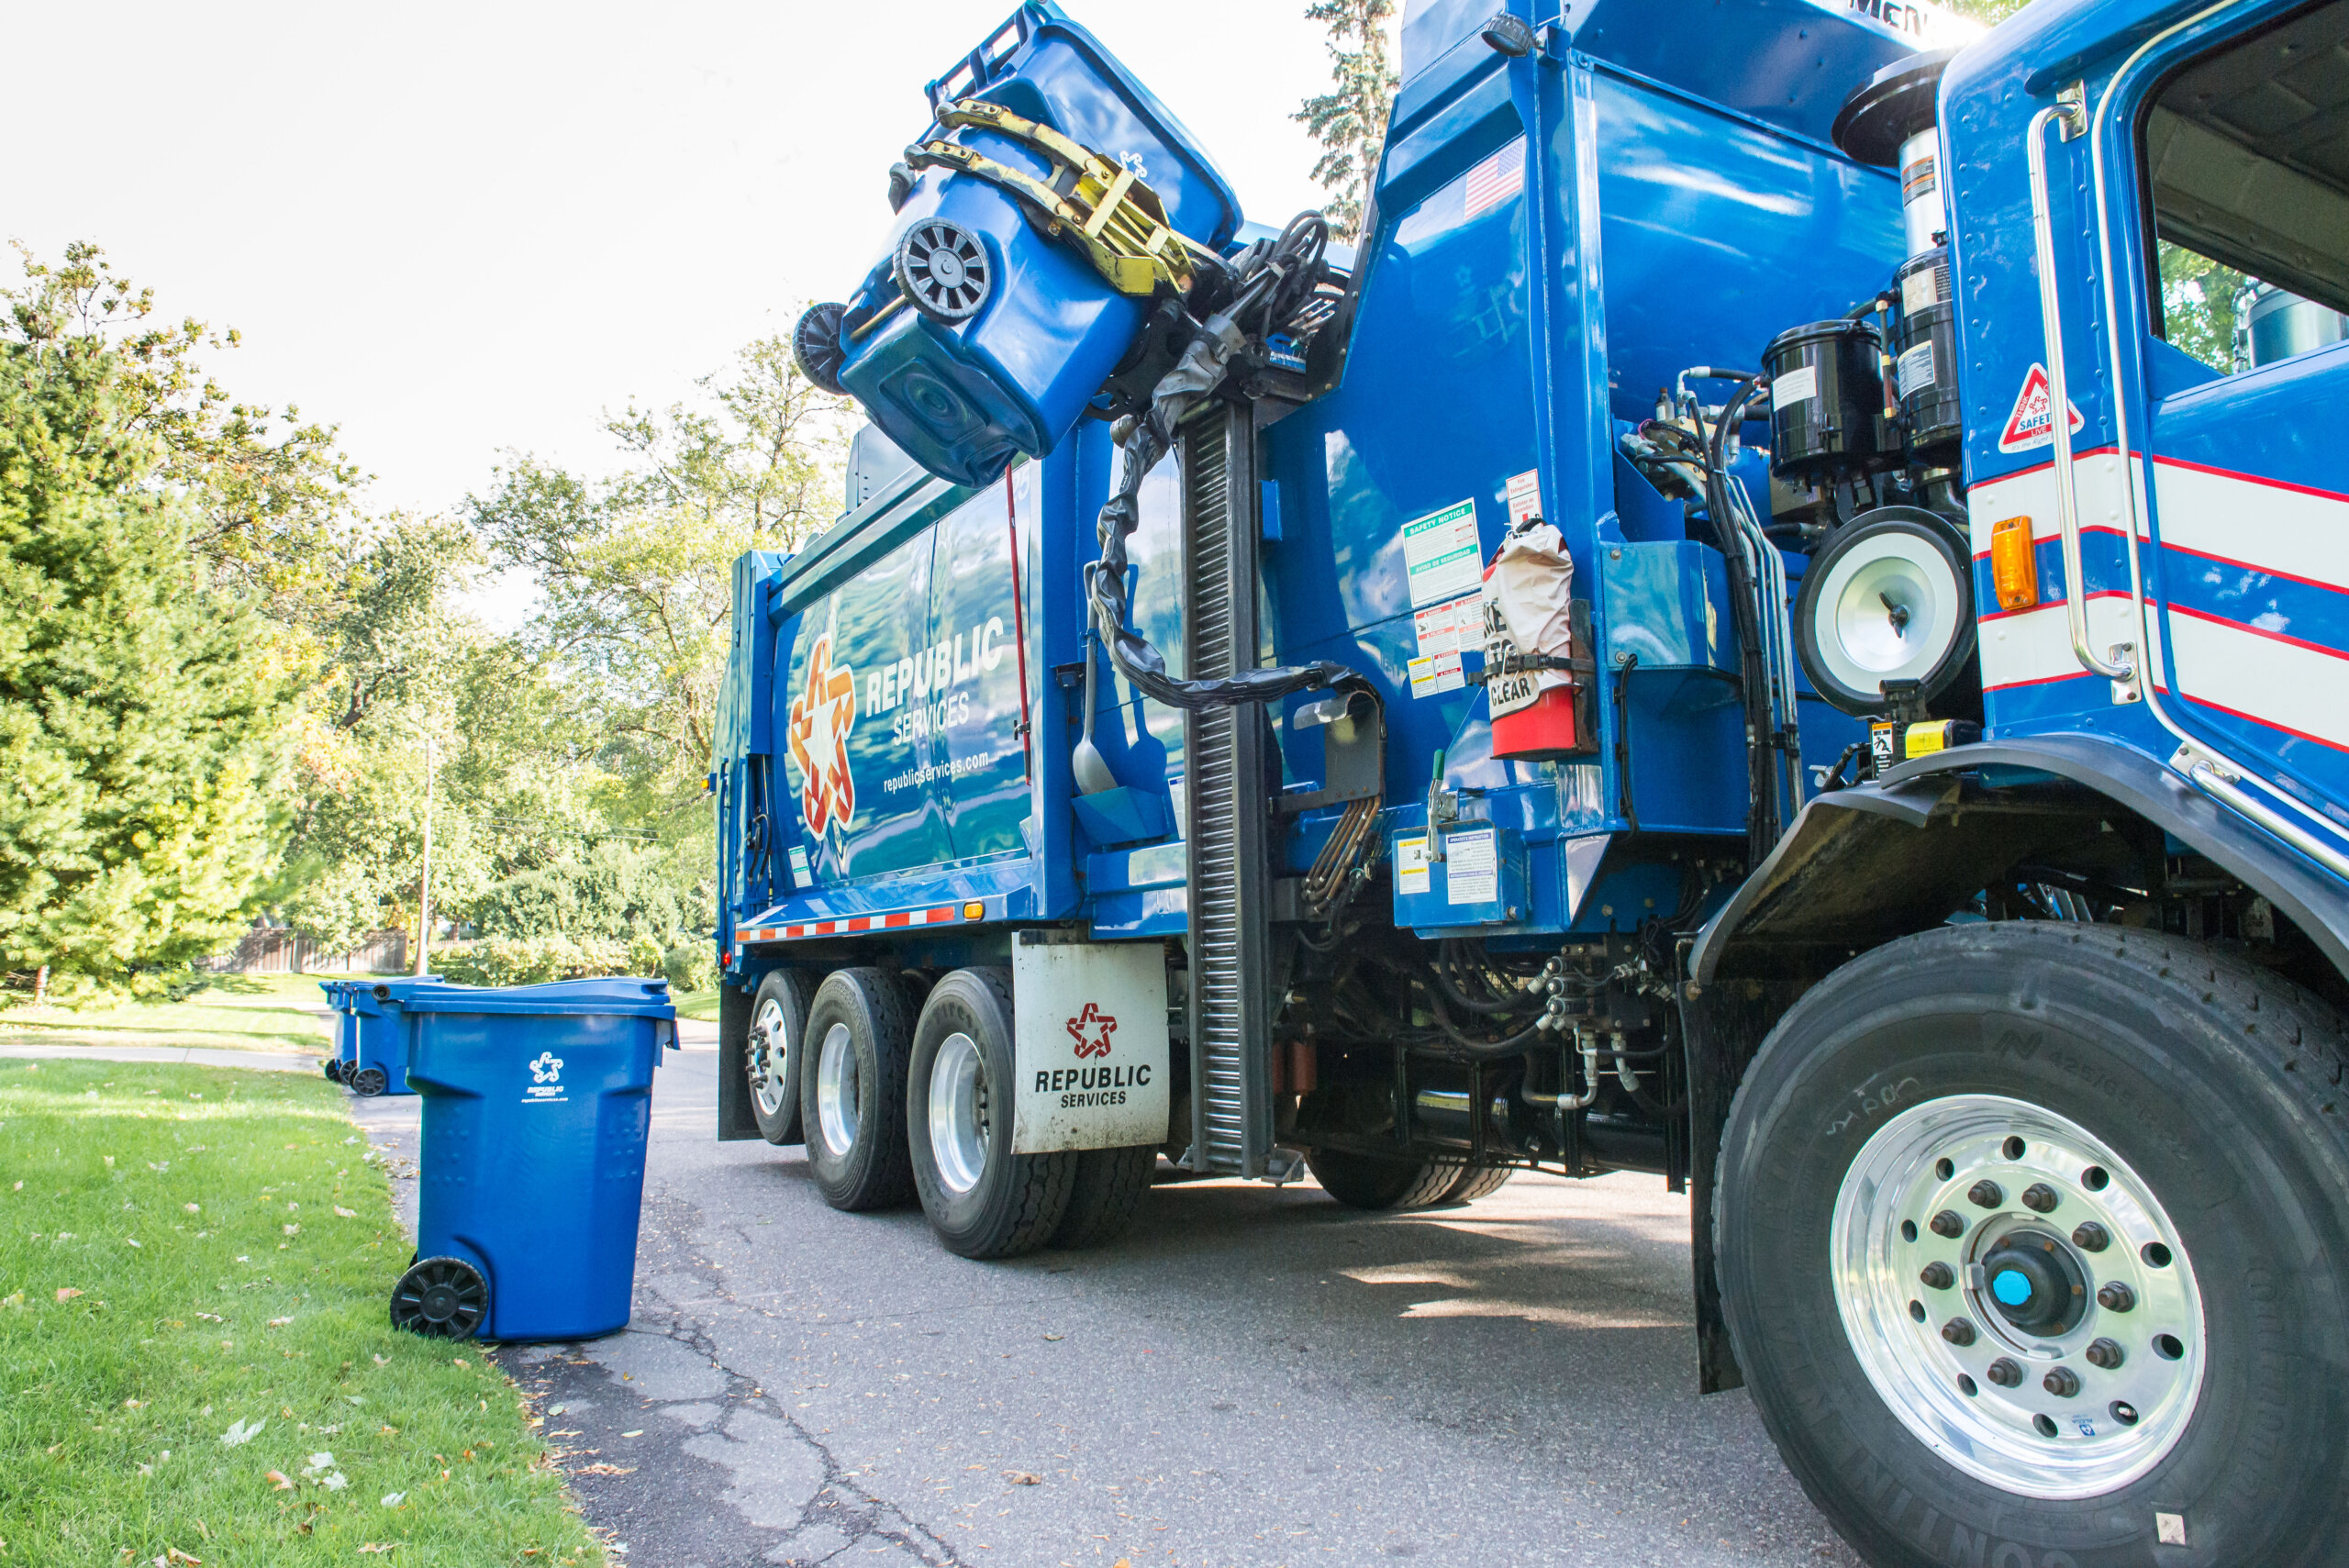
<box><xmin>350</xmin><ymin>1065</ymin><xmax>390</xmax><ymax>1097</ymax></box>
<box><xmin>800</xmin><ymin>968</ymin><xmax>918</xmax><ymax>1213</ymax></box>
<box><xmin>907</xmin><ymin>968</ymin><xmax>1075</xmax><ymax>1259</ymax></box>
<box><xmin>791</xmin><ymin>303</ymin><xmax>850</xmax><ymax>396</ymax></box>
<box><xmin>896</xmin><ymin>218</ymin><xmax>992</xmax><ymax>323</ymax></box>
<box><xmin>749</xmin><ymin>970</ymin><xmax>816</xmax><ymax>1146</ymax></box>
<box><xmin>390</xmin><ymin>1256</ymin><xmax>487</xmax><ymax>1340</ymax></box>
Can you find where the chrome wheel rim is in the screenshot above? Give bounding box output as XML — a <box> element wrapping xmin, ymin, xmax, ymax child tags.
<box><xmin>926</xmin><ymin>1031</ymin><xmax>990</xmax><ymax>1195</ymax></box>
<box><xmin>1831</xmin><ymin>1094</ymin><xmax>2205</xmax><ymax>1498</ymax></box>
<box><xmin>814</xmin><ymin>1023</ymin><xmax>859</xmax><ymax>1157</ymax></box>
<box><xmin>749</xmin><ymin>996</ymin><xmax>789</xmax><ymax>1118</ymax></box>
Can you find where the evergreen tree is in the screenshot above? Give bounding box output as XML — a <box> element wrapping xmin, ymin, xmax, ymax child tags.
<box><xmin>1296</xmin><ymin>0</ymin><xmax>1399</xmax><ymax>241</ymax></box>
<box><xmin>0</xmin><ymin>249</ymin><xmax>301</xmax><ymax>981</ymax></box>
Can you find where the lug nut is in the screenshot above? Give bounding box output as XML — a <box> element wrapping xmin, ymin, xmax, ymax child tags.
<box><xmin>1986</xmin><ymin>1357</ymin><xmax>2023</xmax><ymax>1388</ymax></box>
<box><xmin>1920</xmin><ymin>1262</ymin><xmax>1955</xmax><ymax>1290</ymax></box>
<box><xmin>2021</xmin><ymin>1183</ymin><xmax>2061</xmax><ymax>1214</ymax></box>
<box><xmin>2084</xmin><ymin>1337</ymin><xmax>2126</xmax><ymax>1370</ymax></box>
<box><xmin>1941</xmin><ymin>1318</ymin><xmax>1977</xmax><ymax>1347</ymax></box>
<box><xmin>2043</xmin><ymin>1365</ymin><xmax>2081</xmax><ymax>1397</ymax></box>
<box><xmin>1968</xmin><ymin>1179</ymin><xmax>2005</xmax><ymax>1209</ymax></box>
<box><xmin>1930</xmin><ymin>1209</ymin><xmax>1967</xmax><ymax>1239</ymax></box>
<box><xmin>2097</xmin><ymin>1281</ymin><xmax>2136</xmax><ymax>1313</ymax></box>
<box><xmin>2071</xmin><ymin>1220</ymin><xmax>2110</xmax><ymax>1252</ymax></box>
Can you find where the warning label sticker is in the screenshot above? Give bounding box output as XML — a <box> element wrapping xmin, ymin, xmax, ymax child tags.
<box><xmin>1402</xmin><ymin>499</ymin><xmax>1483</xmax><ymax>608</ymax></box>
<box><xmin>1395</xmin><ymin>835</ymin><xmax>1431</xmax><ymax>895</ymax></box>
<box><xmin>1771</xmin><ymin>363</ymin><xmax>1818</xmax><ymax>411</ymax></box>
<box><xmin>1408</xmin><ymin>649</ymin><xmax>1464</xmax><ymax>699</ymax></box>
<box><xmin>1481</xmin><ymin>598</ymin><xmax>1540</xmax><ymax>720</ymax></box>
<box><xmin>1998</xmin><ymin>362</ymin><xmax>2086</xmax><ymax>453</ymax></box>
<box><xmin>1445</xmin><ymin>829</ymin><xmax>1498</xmax><ymax>906</ymax></box>
<box><xmin>1505</xmin><ymin>469</ymin><xmax>1542</xmax><ymax>528</ymax></box>
<box><xmin>1413</xmin><ymin>593</ymin><xmax>1481</xmax><ymax>658</ymax></box>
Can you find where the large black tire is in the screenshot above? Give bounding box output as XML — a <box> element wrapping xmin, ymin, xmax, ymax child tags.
<box><xmin>748</xmin><ymin>969</ymin><xmax>816</xmax><ymax>1146</ymax></box>
<box><xmin>907</xmin><ymin>968</ymin><xmax>1073</xmax><ymax>1259</ymax></box>
<box><xmin>1305</xmin><ymin>1148</ymin><xmax>1464</xmax><ymax>1211</ymax></box>
<box><xmin>1719</xmin><ymin>922</ymin><xmax>2349</xmax><ymax>1568</ymax></box>
<box><xmin>799</xmin><ymin>968</ymin><xmax>918</xmax><ymax>1213</ymax></box>
<box><xmin>1442</xmin><ymin>1165</ymin><xmax>1513</xmax><ymax>1204</ymax></box>
<box><xmin>1052</xmin><ymin>1144</ymin><xmax>1155</xmax><ymax>1250</ymax></box>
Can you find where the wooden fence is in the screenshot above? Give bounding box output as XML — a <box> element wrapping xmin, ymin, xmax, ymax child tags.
<box><xmin>206</xmin><ymin>926</ymin><xmax>410</xmax><ymax>975</ymax></box>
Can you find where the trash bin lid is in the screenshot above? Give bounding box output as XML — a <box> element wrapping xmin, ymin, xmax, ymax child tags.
<box><xmin>393</xmin><ymin>977</ymin><xmax>676</xmax><ymax>1018</ymax></box>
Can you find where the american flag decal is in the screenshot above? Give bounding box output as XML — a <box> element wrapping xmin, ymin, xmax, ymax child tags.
<box><xmin>1463</xmin><ymin>145</ymin><xmax>1525</xmax><ymax>220</ymax></box>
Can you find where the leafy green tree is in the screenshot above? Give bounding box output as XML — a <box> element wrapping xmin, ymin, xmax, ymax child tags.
<box><xmin>0</xmin><ymin>248</ymin><xmax>307</xmax><ymax>982</ymax></box>
<box><xmin>468</xmin><ymin>330</ymin><xmax>844</xmax><ymax>788</ymax></box>
<box><xmin>1297</xmin><ymin>0</ymin><xmax>1399</xmax><ymax>241</ymax></box>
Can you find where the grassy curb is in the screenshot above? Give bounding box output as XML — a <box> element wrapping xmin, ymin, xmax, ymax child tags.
<box><xmin>0</xmin><ymin>975</ymin><xmax>336</xmax><ymax>1056</ymax></box>
<box><xmin>0</xmin><ymin>1059</ymin><xmax>607</xmax><ymax>1565</ymax></box>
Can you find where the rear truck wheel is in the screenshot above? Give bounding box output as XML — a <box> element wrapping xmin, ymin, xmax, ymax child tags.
<box><xmin>350</xmin><ymin>1065</ymin><xmax>389</xmax><ymax>1097</ymax></box>
<box><xmin>907</xmin><ymin>968</ymin><xmax>1074</xmax><ymax>1259</ymax></box>
<box><xmin>748</xmin><ymin>970</ymin><xmax>815</xmax><ymax>1146</ymax></box>
<box><xmin>1718</xmin><ymin>923</ymin><xmax>2349</xmax><ymax>1568</ymax></box>
<box><xmin>1305</xmin><ymin>1148</ymin><xmax>1466</xmax><ymax>1211</ymax></box>
<box><xmin>1052</xmin><ymin>1144</ymin><xmax>1155</xmax><ymax>1250</ymax></box>
<box><xmin>800</xmin><ymin>968</ymin><xmax>918</xmax><ymax>1213</ymax></box>
<box><xmin>390</xmin><ymin>1256</ymin><xmax>487</xmax><ymax>1340</ymax></box>
<box><xmin>1442</xmin><ymin>1165</ymin><xmax>1513</xmax><ymax>1205</ymax></box>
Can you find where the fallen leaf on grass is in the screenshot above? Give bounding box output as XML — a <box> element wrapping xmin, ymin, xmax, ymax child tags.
<box><xmin>265</xmin><ymin>1471</ymin><xmax>295</xmax><ymax>1491</ymax></box>
<box><xmin>359</xmin><ymin>1545</ymin><xmax>397</xmax><ymax>1555</ymax></box>
<box><xmin>303</xmin><ymin>1452</ymin><xmax>336</xmax><ymax>1473</ymax></box>
<box><xmin>56</xmin><ymin>1287</ymin><xmax>83</xmax><ymax>1301</ymax></box>
<box><xmin>165</xmin><ymin>1549</ymin><xmax>203</xmax><ymax>1564</ymax></box>
<box><xmin>380</xmin><ymin>1492</ymin><xmax>405</xmax><ymax>1507</ymax></box>
<box><xmin>267</xmin><ymin>1317</ymin><xmax>294</xmax><ymax>1328</ymax></box>
<box><xmin>2</xmin><ymin>1292</ymin><xmax>22</xmax><ymax>1309</ymax></box>
<box><xmin>282</xmin><ymin>1224</ymin><xmax>300</xmax><ymax>1236</ymax></box>
<box><xmin>196</xmin><ymin>1312</ymin><xmax>223</xmax><ymax>1323</ymax></box>
<box><xmin>334</xmin><ymin>1207</ymin><xmax>356</xmax><ymax>1218</ymax></box>
<box><xmin>220</xmin><ymin>1418</ymin><xmax>265</xmax><ymax>1446</ymax></box>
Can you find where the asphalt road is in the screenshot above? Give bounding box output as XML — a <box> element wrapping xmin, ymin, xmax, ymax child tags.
<box><xmin>335</xmin><ymin>1035</ymin><xmax>1862</xmax><ymax>1568</ymax></box>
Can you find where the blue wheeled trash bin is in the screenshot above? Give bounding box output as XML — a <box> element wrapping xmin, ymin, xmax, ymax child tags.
<box><xmin>388</xmin><ymin>977</ymin><xmax>678</xmax><ymax>1342</ymax></box>
<box><xmin>323</xmin><ymin>975</ymin><xmax>440</xmax><ymax>1097</ymax></box>
<box><xmin>796</xmin><ymin>3</ymin><xmax>1242</xmax><ymax>487</ymax></box>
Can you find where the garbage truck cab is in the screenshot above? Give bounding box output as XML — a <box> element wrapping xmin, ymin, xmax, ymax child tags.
<box><xmin>717</xmin><ymin>0</ymin><xmax>2349</xmax><ymax>1559</ymax></box>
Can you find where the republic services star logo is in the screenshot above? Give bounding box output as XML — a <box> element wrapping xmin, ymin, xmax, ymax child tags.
<box><xmin>787</xmin><ymin>632</ymin><xmax>859</xmax><ymax>838</ymax></box>
<box><xmin>1066</xmin><ymin>1003</ymin><xmax>1117</xmax><ymax>1060</ymax></box>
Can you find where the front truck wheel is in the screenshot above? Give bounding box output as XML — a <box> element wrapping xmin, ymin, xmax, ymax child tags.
<box><xmin>1718</xmin><ymin>923</ymin><xmax>2349</xmax><ymax>1568</ymax></box>
<box><xmin>748</xmin><ymin>970</ymin><xmax>815</xmax><ymax>1145</ymax></box>
<box><xmin>800</xmin><ymin>968</ymin><xmax>918</xmax><ymax>1212</ymax></box>
<box><xmin>907</xmin><ymin>968</ymin><xmax>1074</xmax><ymax>1259</ymax></box>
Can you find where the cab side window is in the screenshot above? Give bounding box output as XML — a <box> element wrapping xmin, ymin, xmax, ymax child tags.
<box><xmin>2143</xmin><ymin>0</ymin><xmax>2349</xmax><ymax>374</ymax></box>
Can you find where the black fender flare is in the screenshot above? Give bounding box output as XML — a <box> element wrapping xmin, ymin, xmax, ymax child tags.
<box><xmin>1690</xmin><ymin>733</ymin><xmax>2349</xmax><ymax>987</ymax></box>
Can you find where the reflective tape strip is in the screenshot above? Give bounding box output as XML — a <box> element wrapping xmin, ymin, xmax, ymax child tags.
<box><xmin>736</xmin><ymin>905</ymin><xmax>966</xmax><ymax>944</ymax></box>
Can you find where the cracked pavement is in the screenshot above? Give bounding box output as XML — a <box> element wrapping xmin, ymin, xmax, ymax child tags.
<box><xmin>352</xmin><ymin>1030</ymin><xmax>1864</xmax><ymax>1568</ymax></box>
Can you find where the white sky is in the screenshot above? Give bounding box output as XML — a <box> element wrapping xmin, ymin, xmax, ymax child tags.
<box><xmin>4</xmin><ymin>1</ymin><xmax>1341</xmax><ymax>521</ymax></box>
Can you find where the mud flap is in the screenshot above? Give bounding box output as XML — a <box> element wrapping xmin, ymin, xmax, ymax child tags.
<box><xmin>717</xmin><ymin>980</ymin><xmax>761</xmax><ymax>1141</ymax></box>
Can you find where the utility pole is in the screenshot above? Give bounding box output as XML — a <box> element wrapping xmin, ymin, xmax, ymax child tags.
<box><xmin>415</xmin><ymin>733</ymin><xmax>436</xmax><ymax>977</ymax></box>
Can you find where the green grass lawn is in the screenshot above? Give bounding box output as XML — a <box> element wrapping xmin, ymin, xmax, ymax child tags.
<box><xmin>673</xmin><ymin>989</ymin><xmax>720</xmax><ymax>1023</ymax></box>
<box><xmin>0</xmin><ymin>1059</ymin><xmax>606</xmax><ymax>1565</ymax></box>
<box><xmin>0</xmin><ymin>974</ymin><xmax>338</xmax><ymax>1056</ymax></box>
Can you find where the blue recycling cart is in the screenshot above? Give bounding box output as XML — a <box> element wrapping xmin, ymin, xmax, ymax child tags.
<box><xmin>318</xmin><ymin>976</ymin><xmax>441</xmax><ymax>1096</ymax></box>
<box><xmin>389</xmin><ymin>978</ymin><xmax>678</xmax><ymax>1342</ymax></box>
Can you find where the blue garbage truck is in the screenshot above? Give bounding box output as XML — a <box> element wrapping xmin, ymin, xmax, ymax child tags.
<box><xmin>716</xmin><ymin>0</ymin><xmax>2349</xmax><ymax>1559</ymax></box>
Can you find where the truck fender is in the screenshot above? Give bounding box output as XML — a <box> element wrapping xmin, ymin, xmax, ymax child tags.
<box><xmin>1689</xmin><ymin>733</ymin><xmax>2349</xmax><ymax>988</ymax></box>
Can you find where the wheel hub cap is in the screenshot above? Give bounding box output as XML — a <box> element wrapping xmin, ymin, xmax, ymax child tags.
<box><xmin>1831</xmin><ymin>1095</ymin><xmax>2205</xmax><ymax>1498</ymax></box>
<box><xmin>927</xmin><ymin>1031</ymin><xmax>991</xmax><ymax>1195</ymax></box>
<box><xmin>750</xmin><ymin>997</ymin><xmax>789</xmax><ymax>1118</ymax></box>
<box><xmin>815</xmin><ymin>1023</ymin><xmax>859</xmax><ymax>1157</ymax></box>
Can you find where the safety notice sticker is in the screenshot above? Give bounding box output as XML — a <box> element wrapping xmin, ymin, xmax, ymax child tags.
<box><xmin>1402</xmin><ymin>499</ymin><xmax>1483</xmax><ymax>608</ymax></box>
<box><xmin>1408</xmin><ymin>649</ymin><xmax>1464</xmax><ymax>699</ymax></box>
<box><xmin>1395</xmin><ymin>835</ymin><xmax>1431</xmax><ymax>895</ymax></box>
<box><xmin>1412</xmin><ymin>593</ymin><xmax>1481</xmax><ymax>658</ymax></box>
<box><xmin>1998</xmin><ymin>362</ymin><xmax>2085</xmax><ymax>453</ymax></box>
<box><xmin>1506</xmin><ymin>469</ymin><xmax>1542</xmax><ymax>528</ymax></box>
<box><xmin>1445</xmin><ymin>829</ymin><xmax>1497</xmax><ymax>905</ymax></box>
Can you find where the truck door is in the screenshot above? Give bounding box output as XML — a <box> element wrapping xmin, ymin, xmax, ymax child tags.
<box><xmin>2127</xmin><ymin>1</ymin><xmax>2349</xmax><ymax>802</ymax></box>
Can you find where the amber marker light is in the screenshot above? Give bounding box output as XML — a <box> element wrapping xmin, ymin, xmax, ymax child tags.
<box><xmin>963</xmin><ymin>902</ymin><xmax>985</xmax><ymax>920</ymax></box>
<box><xmin>1990</xmin><ymin>516</ymin><xmax>2039</xmax><ymax>610</ymax></box>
